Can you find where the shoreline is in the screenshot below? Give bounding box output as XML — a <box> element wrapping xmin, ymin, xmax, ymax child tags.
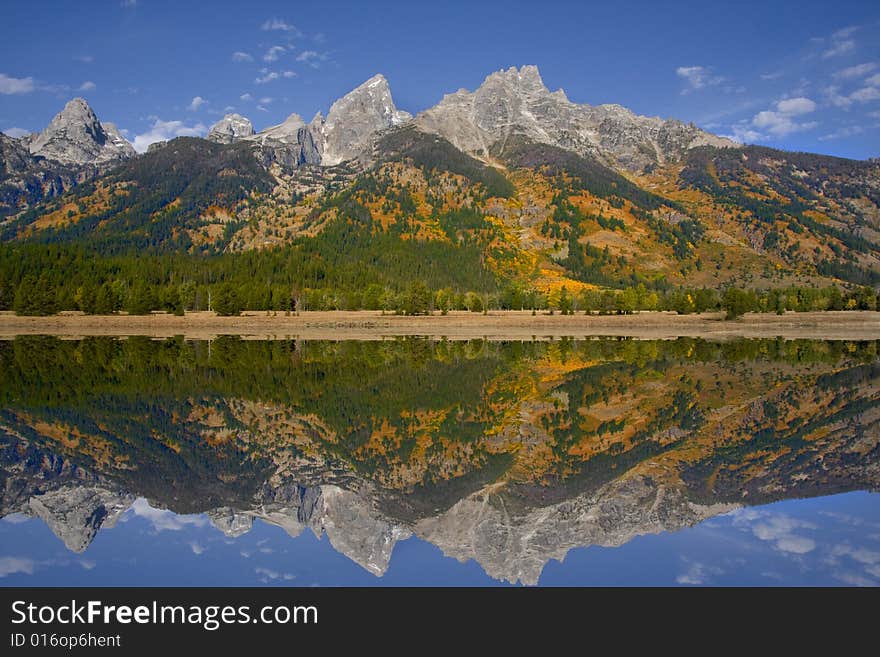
<box><xmin>0</xmin><ymin>310</ymin><xmax>878</xmax><ymax>340</ymax></box>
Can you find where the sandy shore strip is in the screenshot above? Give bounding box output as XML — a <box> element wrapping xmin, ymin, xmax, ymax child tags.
<box><xmin>0</xmin><ymin>310</ymin><xmax>878</xmax><ymax>341</ymax></box>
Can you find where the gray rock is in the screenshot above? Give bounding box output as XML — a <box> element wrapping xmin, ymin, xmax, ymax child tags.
<box><xmin>28</xmin><ymin>98</ymin><xmax>135</xmax><ymax>166</ymax></box>
<box><xmin>415</xmin><ymin>65</ymin><xmax>737</xmax><ymax>172</ymax></box>
<box><xmin>206</xmin><ymin>113</ymin><xmax>255</xmax><ymax>144</ymax></box>
<box><xmin>27</xmin><ymin>486</ymin><xmax>134</xmax><ymax>553</ymax></box>
<box><xmin>0</xmin><ymin>132</ymin><xmax>82</xmax><ymax>217</ymax></box>
<box><xmin>317</xmin><ymin>74</ymin><xmax>411</xmax><ymax>165</ymax></box>
<box><xmin>245</xmin><ymin>112</ymin><xmax>322</xmax><ymax>168</ymax></box>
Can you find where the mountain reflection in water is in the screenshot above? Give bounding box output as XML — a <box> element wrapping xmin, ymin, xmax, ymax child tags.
<box><xmin>1</xmin><ymin>336</ymin><xmax>878</xmax><ymax>585</ymax></box>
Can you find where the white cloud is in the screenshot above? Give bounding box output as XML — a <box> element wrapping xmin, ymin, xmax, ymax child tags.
<box><xmin>722</xmin><ymin>124</ymin><xmax>764</xmax><ymax>144</ymax></box>
<box><xmin>189</xmin><ymin>542</ymin><xmax>206</xmax><ymax>555</ymax></box>
<box><xmin>834</xmin><ymin>62</ymin><xmax>878</xmax><ymax>79</ymax></box>
<box><xmin>676</xmin><ymin>561</ymin><xmax>723</xmax><ymax>585</ymax></box>
<box><xmin>255</xmin><ymin>567</ymin><xmax>295</xmax><ymax>582</ymax></box>
<box><xmin>258</xmin><ymin>96</ymin><xmax>272</xmax><ymax>104</ymax></box>
<box><xmin>120</xmin><ymin>0</ymin><xmax>137</xmax><ymax>7</ymax></box>
<box><xmin>0</xmin><ymin>73</ymin><xmax>36</xmax><ymax>95</ymax></box>
<box><xmin>826</xmin><ymin>74</ymin><xmax>880</xmax><ymax>108</ymax></box>
<box><xmin>676</xmin><ymin>65</ymin><xmax>724</xmax><ymax>93</ymax></box>
<box><xmin>124</xmin><ymin>497</ymin><xmax>210</xmax><ymax>528</ymax></box>
<box><xmin>75</xmin><ymin>55</ymin><xmax>95</xmax><ymax>64</ymax></box>
<box><xmin>823</xmin><ymin>39</ymin><xmax>855</xmax><ymax>59</ymax></box>
<box><xmin>263</xmin><ymin>45</ymin><xmax>286</xmax><ymax>62</ymax></box>
<box><xmin>187</xmin><ymin>95</ymin><xmax>206</xmax><ymax>111</ymax></box>
<box><xmin>0</xmin><ymin>556</ymin><xmax>36</xmax><ymax>578</ymax></box>
<box><xmin>2</xmin><ymin>127</ymin><xmax>30</xmax><ymax>138</ymax></box>
<box><xmin>732</xmin><ymin>509</ymin><xmax>817</xmax><ymax>554</ymax></box>
<box><xmin>775</xmin><ymin>97</ymin><xmax>816</xmax><ymax>115</ymax></box>
<box><xmin>78</xmin><ymin>80</ymin><xmax>96</xmax><ymax>92</ymax></box>
<box><xmin>255</xmin><ymin>70</ymin><xmax>296</xmax><ymax>84</ymax></box>
<box><xmin>760</xmin><ymin>71</ymin><xmax>783</xmax><ymax>81</ymax></box>
<box><xmin>256</xmin><ymin>105</ymin><xmax>269</xmax><ymax>112</ymax></box>
<box><xmin>296</xmin><ymin>50</ymin><xmax>328</xmax><ymax>67</ymax></box>
<box><xmin>819</xmin><ymin>125</ymin><xmax>865</xmax><ymax>141</ymax></box>
<box><xmin>231</xmin><ymin>51</ymin><xmax>254</xmax><ymax>63</ymax></box>
<box><xmin>741</xmin><ymin>96</ymin><xmax>819</xmax><ymax>138</ymax></box>
<box><xmin>255</xmin><ymin>72</ymin><xmax>279</xmax><ymax>84</ymax></box>
<box><xmin>820</xmin><ymin>26</ymin><xmax>859</xmax><ymax>59</ymax></box>
<box><xmin>239</xmin><ymin>93</ymin><xmax>253</xmax><ymax>102</ymax></box>
<box><xmin>261</xmin><ymin>18</ymin><xmax>299</xmax><ymax>34</ymax></box>
<box><xmin>850</xmin><ymin>86</ymin><xmax>880</xmax><ymax>102</ymax></box>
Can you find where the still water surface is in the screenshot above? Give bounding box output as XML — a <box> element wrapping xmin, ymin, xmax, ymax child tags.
<box><xmin>1</xmin><ymin>336</ymin><xmax>877</xmax><ymax>586</ymax></box>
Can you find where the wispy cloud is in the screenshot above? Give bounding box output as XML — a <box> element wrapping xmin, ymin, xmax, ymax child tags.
<box><xmin>676</xmin><ymin>65</ymin><xmax>724</xmax><ymax>94</ymax></box>
<box><xmin>74</xmin><ymin>55</ymin><xmax>95</xmax><ymax>64</ymax></box>
<box><xmin>124</xmin><ymin>497</ymin><xmax>211</xmax><ymax>527</ymax></box>
<box><xmin>255</xmin><ymin>567</ymin><xmax>295</xmax><ymax>582</ymax></box>
<box><xmin>255</xmin><ymin>70</ymin><xmax>295</xmax><ymax>84</ymax></box>
<box><xmin>834</xmin><ymin>62</ymin><xmax>878</xmax><ymax>79</ymax></box>
<box><xmin>819</xmin><ymin>125</ymin><xmax>865</xmax><ymax>141</ymax></box>
<box><xmin>296</xmin><ymin>50</ymin><xmax>329</xmax><ymax>68</ymax></box>
<box><xmin>187</xmin><ymin>95</ymin><xmax>206</xmax><ymax>111</ymax></box>
<box><xmin>231</xmin><ymin>51</ymin><xmax>254</xmax><ymax>63</ymax></box>
<box><xmin>0</xmin><ymin>73</ymin><xmax>36</xmax><ymax>95</ymax></box>
<box><xmin>0</xmin><ymin>556</ymin><xmax>36</xmax><ymax>578</ymax></box>
<box><xmin>676</xmin><ymin>560</ymin><xmax>723</xmax><ymax>585</ymax></box>
<box><xmin>821</xmin><ymin>25</ymin><xmax>859</xmax><ymax>59</ymax></box>
<box><xmin>726</xmin><ymin>96</ymin><xmax>819</xmax><ymax>142</ymax></box>
<box><xmin>261</xmin><ymin>18</ymin><xmax>300</xmax><ymax>35</ymax></box>
<box><xmin>731</xmin><ymin>509</ymin><xmax>818</xmax><ymax>554</ymax></box>
<box><xmin>825</xmin><ymin>72</ymin><xmax>880</xmax><ymax>108</ymax></box>
<box><xmin>2</xmin><ymin>127</ymin><xmax>30</xmax><ymax>138</ymax></box>
<box><xmin>78</xmin><ymin>80</ymin><xmax>96</xmax><ymax>92</ymax></box>
<box><xmin>240</xmin><ymin>93</ymin><xmax>253</xmax><ymax>102</ymax></box>
<box><xmin>263</xmin><ymin>45</ymin><xmax>286</xmax><ymax>62</ymax></box>
<box><xmin>120</xmin><ymin>0</ymin><xmax>137</xmax><ymax>8</ymax></box>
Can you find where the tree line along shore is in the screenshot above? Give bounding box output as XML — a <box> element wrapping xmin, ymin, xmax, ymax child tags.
<box><xmin>4</xmin><ymin>274</ymin><xmax>878</xmax><ymax>320</ymax></box>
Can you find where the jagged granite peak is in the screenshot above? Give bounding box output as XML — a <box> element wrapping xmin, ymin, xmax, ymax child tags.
<box><xmin>245</xmin><ymin>112</ymin><xmax>321</xmax><ymax>168</ymax></box>
<box><xmin>415</xmin><ymin>65</ymin><xmax>737</xmax><ymax>172</ymax></box>
<box><xmin>206</xmin><ymin>113</ymin><xmax>255</xmax><ymax>144</ymax></box>
<box><xmin>26</xmin><ymin>486</ymin><xmax>134</xmax><ymax>553</ymax></box>
<box><xmin>28</xmin><ymin>97</ymin><xmax>135</xmax><ymax>166</ymax></box>
<box><xmin>253</xmin><ymin>112</ymin><xmax>306</xmax><ymax>144</ymax></box>
<box><xmin>416</xmin><ymin>476</ymin><xmax>738</xmax><ymax>585</ymax></box>
<box><xmin>319</xmin><ymin>74</ymin><xmax>412</xmax><ymax>165</ymax></box>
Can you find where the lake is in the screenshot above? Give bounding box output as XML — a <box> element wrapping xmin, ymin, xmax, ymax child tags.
<box><xmin>1</xmin><ymin>336</ymin><xmax>878</xmax><ymax>586</ymax></box>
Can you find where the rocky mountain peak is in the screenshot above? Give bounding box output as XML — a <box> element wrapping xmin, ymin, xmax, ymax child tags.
<box><xmin>319</xmin><ymin>74</ymin><xmax>412</xmax><ymax>165</ymax></box>
<box><xmin>483</xmin><ymin>64</ymin><xmax>549</xmax><ymax>95</ymax></box>
<box><xmin>206</xmin><ymin>113</ymin><xmax>255</xmax><ymax>144</ymax></box>
<box><xmin>415</xmin><ymin>64</ymin><xmax>738</xmax><ymax>172</ymax></box>
<box><xmin>28</xmin><ymin>97</ymin><xmax>135</xmax><ymax>166</ymax></box>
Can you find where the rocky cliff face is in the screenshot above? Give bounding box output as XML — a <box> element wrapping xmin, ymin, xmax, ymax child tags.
<box><xmin>0</xmin><ymin>133</ymin><xmax>82</xmax><ymax>217</ymax></box>
<box><xmin>246</xmin><ymin>112</ymin><xmax>322</xmax><ymax>168</ymax></box>
<box><xmin>28</xmin><ymin>98</ymin><xmax>135</xmax><ymax>166</ymax></box>
<box><xmin>415</xmin><ymin>65</ymin><xmax>736</xmax><ymax>172</ymax></box>
<box><xmin>206</xmin><ymin>113</ymin><xmax>255</xmax><ymax>144</ymax></box>
<box><xmin>316</xmin><ymin>74</ymin><xmax>412</xmax><ymax>166</ymax></box>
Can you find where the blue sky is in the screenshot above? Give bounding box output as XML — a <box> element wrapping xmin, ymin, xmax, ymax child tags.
<box><xmin>1</xmin><ymin>0</ymin><xmax>879</xmax><ymax>158</ymax></box>
<box><xmin>3</xmin><ymin>492</ymin><xmax>879</xmax><ymax>586</ymax></box>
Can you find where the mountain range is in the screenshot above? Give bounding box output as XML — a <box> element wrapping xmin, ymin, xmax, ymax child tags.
<box><xmin>1</xmin><ymin>65</ymin><xmax>879</xmax><ymax>295</ymax></box>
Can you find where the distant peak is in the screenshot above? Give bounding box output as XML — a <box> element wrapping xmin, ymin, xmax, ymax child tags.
<box><xmin>206</xmin><ymin>113</ymin><xmax>255</xmax><ymax>144</ymax></box>
<box><xmin>482</xmin><ymin>65</ymin><xmax>548</xmax><ymax>94</ymax></box>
